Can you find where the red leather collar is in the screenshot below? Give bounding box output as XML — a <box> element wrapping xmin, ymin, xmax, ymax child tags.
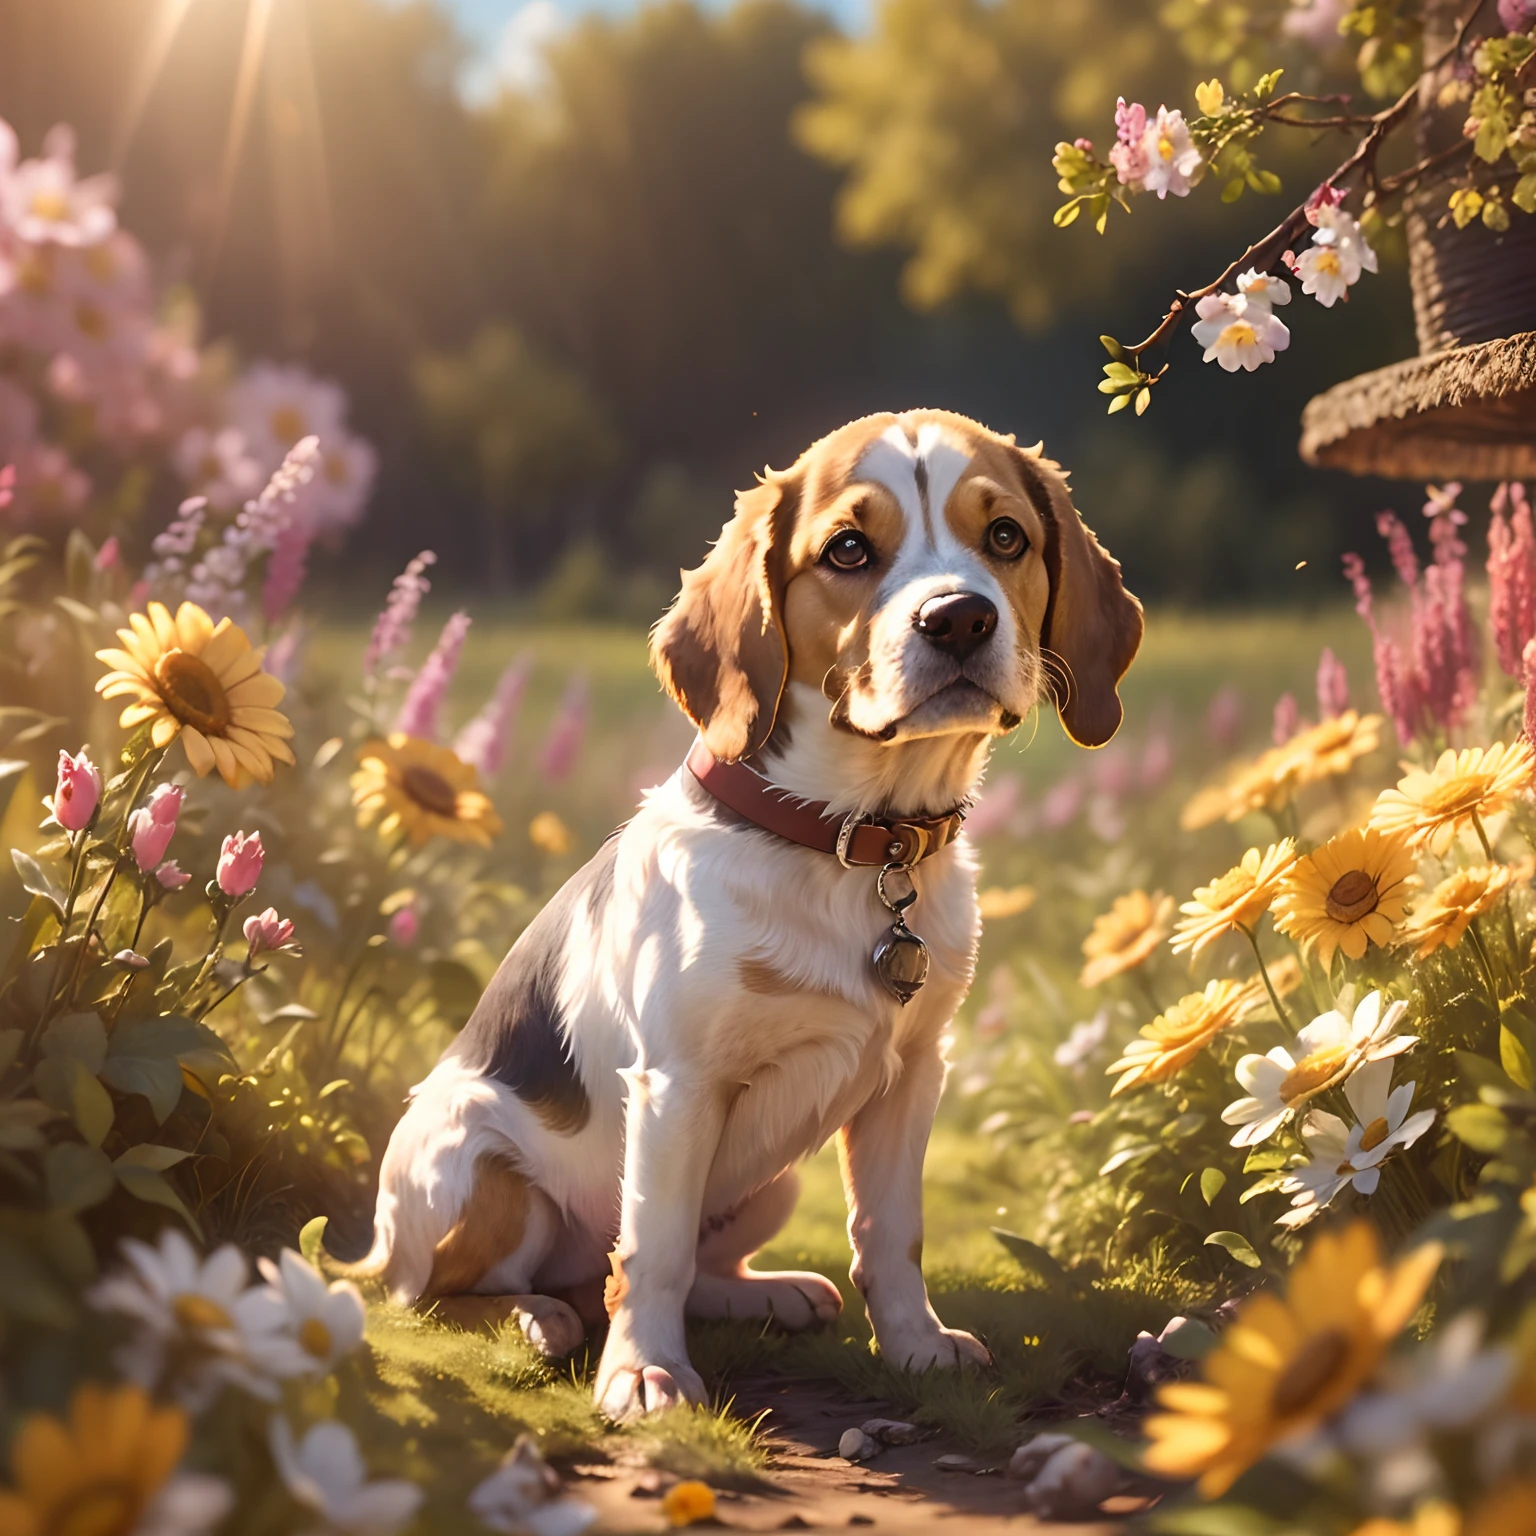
<box><xmin>685</xmin><ymin>741</ymin><xmax>966</xmax><ymax>867</ymax></box>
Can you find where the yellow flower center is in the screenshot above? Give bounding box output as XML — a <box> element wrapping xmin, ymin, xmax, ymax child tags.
<box><xmin>270</xmin><ymin>405</ymin><xmax>306</xmax><ymax>444</ymax></box>
<box><xmin>18</xmin><ymin>252</ymin><xmax>53</xmax><ymax>296</ymax></box>
<box><xmin>1325</xmin><ymin>869</ymin><xmax>1380</xmax><ymax>924</ymax></box>
<box><xmin>1314</xmin><ymin>249</ymin><xmax>1341</xmax><ymax>274</ymax></box>
<box><xmin>153</xmin><ymin>650</ymin><xmax>232</xmax><ymax>736</ymax></box>
<box><xmin>84</xmin><ymin>245</ymin><xmax>118</xmax><ymax>284</ymax></box>
<box><xmin>1359</xmin><ymin>1116</ymin><xmax>1391</xmax><ymax>1152</ymax></box>
<box><xmin>400</xmin><ymin>764</ymin><xmax>460</xmax><ymax>818</ymax></box>
<box><xmin>75</xmin><ymin>303</ymin><xmax>109</xmax><ymax>341</ymax></box>
<box><xmin>299</xmin><ymin>1317</ymin><xmax>333</xmax><ymax>1358</ymax></box>
<box><xmin>1421</xmin><ymin>776</ymin><xmax>1489</xmax><ymax>819</ymax></box>
<box><xmin>30</xmin><ymin>189</ymin><xmax>71</xmax><ymax>222</ymax></box>
<box><xmin>1221</xmin><ymin>322</ymin><xmax>1257</xmax><ymax>348</ymax></box>
<box><xmin>1269</xmin><ymin>1325</ymin><xmax>1352</xmax><ymax>1420</ymax></box>
<box><xmin>45</xmin><ymin>1483</ymin><xmax>138</xmax><ymax>1536</ymax></box>
<box><xmin>199</xmin><ymin>453</ymin><xmax>223</xmax><ymax>482</ymax></box>
<box><xmin>1158</xmin><ymin>135</ymin><xmax>1175</xmax><ymax>160</ymax></box>
<box><xmin>1280</xmin><ymin>1043</ymin><xmax>1351</xmax><ymax>1104</ymax></box>
<box><xmin>172</xmin><ymin>1292</ymin><xmax>233</xmax><ymax>1332</ymax></box>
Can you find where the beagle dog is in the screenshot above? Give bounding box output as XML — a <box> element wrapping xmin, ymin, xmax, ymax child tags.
<box><xmin>351</xmin><ymin>409</ymin><xmax>1142</xmax><ymax>1419</ymax></box>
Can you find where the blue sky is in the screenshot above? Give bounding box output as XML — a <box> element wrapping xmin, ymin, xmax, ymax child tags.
<box><xmin>444</xmin><ymin>0</ymin><xmax>866</xmax><ymax>99</ymax></box>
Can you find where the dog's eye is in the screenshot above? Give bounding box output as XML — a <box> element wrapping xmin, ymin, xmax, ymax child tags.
<box><xmin>985</xmin><ymin>517</ymin><xmax>1028</xmax><ymax>561</ymax></box>
<box><xmin>822</xmin><ymin>531</ymin><xmax>872</xmax><ymax>571</ymax></box>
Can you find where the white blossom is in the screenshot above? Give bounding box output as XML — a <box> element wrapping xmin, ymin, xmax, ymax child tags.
<box><xmin>468</xmin><ymin>1436</ymin><xmax>597</xmax><ymax>1536</ymax></box>
<box><xmin>1139</xmin><ymin>106</ymin><xmax>1202</xmax><ymax>200</ymax></box>
<box><xmin>269</xmin><ymin>1418</ymin><xmax>424</xmax><ymax>1536</ymax></box>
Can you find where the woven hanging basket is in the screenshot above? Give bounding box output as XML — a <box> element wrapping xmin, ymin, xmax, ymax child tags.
<box><xmin>1298</xmin><ymin>2</ymin><xmax>1536</xmax><ymax>480</ymax></box>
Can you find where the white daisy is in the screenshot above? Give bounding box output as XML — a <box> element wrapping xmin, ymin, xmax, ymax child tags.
<box><xmin>244</xmin><ymin>1248</ymin><xmax>367</xmax><ymax>1379</ymax></box>
<box><xmin>270</xmin><ymin>1417</ymin><xmax>424</xmax><ymax>1536</ymax></box>
<box><xmin>468</xmin><ymin>1436</ymin><xmax>598</xmax><ymax>1536</ymax></box>
<box><xmin>1221</xmin><ymin>990</ymin><xmax>1416</xmax><ymax>1147</ymax></box>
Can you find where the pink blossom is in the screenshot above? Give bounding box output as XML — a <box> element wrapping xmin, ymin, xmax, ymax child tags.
<box><xmin>216</xmin><ymin>830</ymin><xmax>264</xmax><ymax>897</ymax></box>
<box><xmin>455</xmin><ymin>654</ymin><xmax>532</xmax><ymax>778</ymax></box>
<box><xmin>127</xmin><ymin>783</ymin><xmax>182</xmax><ymax>872</ymax></box>
<box><xmin>1109</xmin><ymin>98</ymin><xmax>1150</xmax><ymax>187</ymax></box>
<box><xmin>52</xmin><ymin>748</ymin><xmax>100</xmax><ymax>831</ymax></box>
<box><xmin>243</xmin><ymin>906</ymin><xmax>296</xmax><ymax>958</ymax></box>
<box><xmin>1140</xmin><ymin>724</ymin><xmax>1174</xmax><ymax>789</ymax></box>
<box><xmin>1499</xmin><ymin>0</ymin><xmax>1536</xmax><ymax>33</ymax></box>
<box><xmin>0</xmin><ymin>124</ymin><xmax>118</xmax><ymax>248</ymax></box>
<box><xmin>364</xmin><ymin>551</ymin><xmax>436</xmax><ymax>679</ymax></box>
<box><xmin>538</xmin><ymin>676</ymin><xmax>589</xmax><ymax>781</ymax></box>
<box><xmin>1206</xmin><ymin>685</ymin><xmax>1243</xmax><ymax>748</ymax></box>
<box><xmin>1073</xmin><ymin>137</ymin><xmax>1094</xmax><ymax>152</ymax></box>
<box><xmin>155</xmin><ymin>860</ymin><xmax>191</xmax><ymax>891</ymax></box>
<box><xmin>387</xmin><ymin>904</ymin><xmax>420</xmax><ymax>946</ymax></box>
<box><xmin>1316</xmin><ymin>647</ymin><xmax>1350</xmax><ymax>717</ymax></box>
<box><xmin>963</xmin><ymin>774</ymin><xmax>1021</xmax><ymax>837</ymax></box>
<box><xmin>262</xmin><ymin>517</ymin><xmax>313</xmax><ymax>622</ymax></box>
<box><xmin>94</xmin><ymin>534</ymin><xmax>119</xmax><ymax>570</ymax></box>
<box><xmin>1304</xmin><ymin>183</ymin><xmax>1347</xmax><ymax>223</ymax></box>
<box><xmin>1285</xmin><ymin>0</ymin><xmax>1349</xmax><ymax>47</ymax></box>
<box><xmin>1091</xmin><ymin>743</ymin><xmax>1133</xmax><ymax>799</ymax></box>
<box><xmin>1039</xmin><ymin>776</ymin><xmax>1084</xmax><ymax>831</ymax></box>
<box><xmin>0</xmin><ymin>464</ymin><xmax>14</xmax><ymax>510</ymax></box>
<box><xmin>1487</xmin><ymin>481</ymin><xmax>1536</xmax><ymax>677</ymax></box>
<box><xmin>393</xmin><ymin>610</ymin><xmax>470</xmax><ymax>741</ymax></box>
<box><xmin>1272</xmin><ymin>693</ymin><xmax>1300</xmax><ymax>745</ymax></box>
<box><xmin>1524</xmin><ymin>637</ymin><xmax>1536</xmax><ymax>742</ymax></box>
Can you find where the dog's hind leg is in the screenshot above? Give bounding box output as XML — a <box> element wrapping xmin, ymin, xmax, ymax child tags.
<box><xmin>420</xmin><ymin>1155</ymin><xmax>584</xmax><ymax>1359</ymax></box>
<box><xmin>687</xmin><ymin>1169</ymin><xmax>843</xmax><ymax>1330</ymax></box>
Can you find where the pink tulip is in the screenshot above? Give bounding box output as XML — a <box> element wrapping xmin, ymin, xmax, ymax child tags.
<box><xmin>387</xmin><ymin>904</ymin><xmax>419</xmax><ymax>946</ymax></box>
<box><xmin>155</xmin><ymin>860</ymin><xmax>191</xmax><ymax>890</ymax></box>
<box><xmin>243</xmin><ymin>906</ymin><xmax>296</xmax><ymax>957</ymax></box>
<box><xmin>53</xmin><ymin>749</ymin><xmax>101</xmax><ymax>831</ymax></box>
<box><xmin>216</xmin><ymin>830</ymin><xmax>264</xmax><ymax>897</ymax></box>
<box><xmin>94</xmin><ymin>535</ymin><xmax>120</xmax><ymax>570</ymax></box>
<box><xmin>127</xmin><ymin>783</ymin><xmax>182</xmax><ymax>872</ymax></box>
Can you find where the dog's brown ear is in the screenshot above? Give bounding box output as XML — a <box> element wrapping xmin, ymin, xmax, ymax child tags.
<box><xmin>649</xmin><ymin>473</ymin><xmax>796</xmax><ymax>762</ymax></box>
<box><xmin>1014</xmin><ymin>446</ymin><xmax>1143</xmax><ymax>749</ymax></box>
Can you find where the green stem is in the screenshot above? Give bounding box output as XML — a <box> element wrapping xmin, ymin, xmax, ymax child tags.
<box><xmin>1240</xmin><ymin>924</ymin><xmax>1295</xmax><ymax>1034</ymax></box>
<box><xmin>1131</xmin><ymin>968</ymin><xmax>1165</xmax><ymax>1018</ymax></box>
<box><xmin>1467</xmin><ymin>918</ymin><xmax>1500</xmax><ymax>1003</ymax></box>
<box><xmin>35</xmin><ymin>830</ymin><xmax>90</xmax><ymax>1041</ymax></box>
<box><xmin>61</xmin><ymin>858</ymin><xmax>121</xmax><ymax>1014</ymax></box>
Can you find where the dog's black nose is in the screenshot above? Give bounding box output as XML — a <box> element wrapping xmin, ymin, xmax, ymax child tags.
<box><xmin>913</xmin><ymin>592</ymin><xmax>997</xmax><ymax>660</ymax></box>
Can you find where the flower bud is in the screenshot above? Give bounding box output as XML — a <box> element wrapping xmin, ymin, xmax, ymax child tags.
<box><xmin>53</xmin><ymin>749</ymin><xmax>101</xmax><ymax>832</ymax></box>
<box><xmin>387</xmin><ymin>904</ymin><xmax>419</xmax><ymax>946</ymax></box>
<box><xmin>216</xmin><ymin>830</ymin><xmax>264</xmax><ymax>897</ymax></box>
<box><xmin>156</xmin><ymin>860</ymin><xmax>192</xmax><ymax>890</ymax></box>
<box><xmin>243</xmin><ymin>906</ymin><xmax>296</xmax><ymax>958</ymax></box>
<box><xmin>128</xmin><ymin>783</ymin><xmax>183</xmax><ymax>872</ymax></box>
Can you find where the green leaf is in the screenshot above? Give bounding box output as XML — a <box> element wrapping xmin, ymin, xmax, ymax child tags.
<box><xmin>1222</xmin><ymin>177</ymin><xmax>1245</xmax><ymax>203</ymax></box>
<box><xmin>1513</xmin><ymin>173</ymin><xmax>1536</xmax><ymax>214</ymax></box>
<box><xmin>991</xmin><ymin>1228</ymin><xmax>1080</xmax><ymax>1292</ymax></box>
<box><xmin>1101</xmin><ymin>362</ymin><xmax>1140</xmax><ymax>385</ymax></box>
<box><xmin>299</xmin><ymin>1215</ymin><xmax>329</xmax><ymax>1269</ymax></box>
<box><xmin>1100</xmin><ymin>1144</ymin><xmax>1156</xmax><ymax>1175</ymax></box>
<box><xmin>1251</xmin><ymin>169</ymin><xmax>1282</xmax><ymax>195</ymax></box>
<box><xmin>1159</xmin><ymin>1316</ymin><xmax>1218</xmax><ymax>1360</ymax></box>
<box><xmin>11</xmin><ymin>851</ymin><xmax>67</xmax><ymax>917</ymax></box>
<box><xmin>1501</xmin><ymin>1025</ymin><xmax>1535</xmax><ymax>1090</ymax></box>
<box><xmin>104</xmin><ymin>1016</ymin><xmax>237</xmax><ymax>1120</ymax></box>
<box><xmin>1053</xmin><ymin>201</ymin><xmax>1081</xmax><ymax>228</ymax></box>
<box><xmin>1205</xmin><ymin>1231</ymin><xmax>1263</xmax><ymax>1268</ymax></box>
<box><xmin>40</xmin><ymin>1012</ymin><xmax>108</xmax><ymax>1075</ymax></box>
<box><xmin>1241</xmin><ymin>1171</ymin><xmax>1291</xmax><ymax>1204</ymax></box>
<box><xmin>114</xmin><ymin>1144</ymin><xmax>192</xmax><ymax>1173</ymax></box>
<box><xmin>1200</xmin><ymin>1168</ymin><xmax>1227</xmax><ymax>1206</ymax></box>
<box><xmin>1243</xmin><ymin>1147</ymin><xmax>1289</xmax><ymax>1172</ymax></box>
<box><xmin>44</xmin><ymin>1142</ymin><xmax>115</xmax><ymax>1214</ymax></box>
<box><xmin>1447</xmin><ymin>1102</ymin><xmax>1509</xmax><ymax>1153</ymax></box>
<box><xmin>0</xmin><ymin>1100</ymin><xmax>59</xmax><ymax>1152</ymax></box>
<box><xmin>1475</xmin><ymin>112</ymin><xmax>1510</xmax><ymax>163</ymax></box>
<box><xmin>34</xmin><ymin>1057</ymin><xmax>114</xmax><ymax>1148</ymax></box>
<box><xmin>1134</xmin><ymin>387</ymin><xmax>1151</xmax><ymax>416</ymax></box>
<box><xmin>0</xmin><ymin>1233</ymin><xmax>76</xmax><ymax>1327</ymax></box>
<box><xmin>1099</xmin><ymin>335</ymin><xmax>1127</xmax><ymax>362</ymax></box>
<box><xmin>1106</xmin><ymin>392</ymin><xmax>1132</xmax><ymax>415</ymax></box>
<box><xmin>114</xmin><ymin>1163</ymin><xmax>201</xmax><ymax>1238</ymax></box>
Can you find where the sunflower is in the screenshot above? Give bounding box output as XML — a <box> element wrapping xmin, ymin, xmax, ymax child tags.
<box><xmin>1272</xmin><ymin>826</ymin><xmax>1418</xmax><ymax>969</ymax></box>
<box><xmin>1396</xmin><ymin>864</ymin><xmax>1514</xmax><ymax>960</ymax></box>
<box><xmin>1081</xmin><ymin>890</ymin><xmax>1175</xmax><ymax>987</ymax></box>
<box><xmin>1106</xmin><ymin>978</ymin><xmax>1264</xmax><ymax>1096</ymax></box>
<box><xmin>1285</xmin><ymin>710</ymin><xmax>1382</xmax><ymax>787</ymax></box>
<box><xmin>0</xmin><ymin>1382</ymin><xmax>228</xmax><ymax>1536</ymax></box>
<box><xmin>352</xmin><ymin>735</ymin><xmax>503</xmax><ymax>848</ymax></box>
<box><xmin>1144</xmin><ymin>1222</ymin><xmax>1442</xmax><ymax>1497</ymax></box>
<box><xmin>96</xmin><ymin>601</ymin><xmax>295</xmax><ymax>789</ymax></box>
<box><xmin>1171</xmin><ymin>841</ymin><xmax>1298</xmax><ymax>958</ymax></box>
<box><xmin>1370</xmin><ymin>740</ymin><xmax>1535</xmax><ymax>855</ymax></box>
<box><xmin>1181</xmin><ymin>748</ymin><xmax>1298</xmax><ymax>832</ymax></box>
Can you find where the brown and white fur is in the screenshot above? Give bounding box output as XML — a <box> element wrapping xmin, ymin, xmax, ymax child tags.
<box><xmin>350</xmin><ymin>409</ymin><xmax>1142</xmax><ymax>1420</ymax></box>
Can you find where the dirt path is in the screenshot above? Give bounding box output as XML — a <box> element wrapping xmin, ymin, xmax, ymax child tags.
<box><xmin>569</xmin><ymin>1379</ymin><xmax>1142</xmax><ymax>1533</ymax></box>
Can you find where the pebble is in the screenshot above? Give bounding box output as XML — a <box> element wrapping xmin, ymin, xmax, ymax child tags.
<box><xmin>859</xmin><ymin>1418</ymin><xmax>924</xmax><ymax>1446</ymax></box>
<box><xmin>838</xmin><ymin>1428</ymin><xmax>879</xmax><ymax>1462</ymax></box>
<box><xmin>932</xmin><ymin>1453</ymin><xmax>991</xmax><ymax>1473</ymax></box>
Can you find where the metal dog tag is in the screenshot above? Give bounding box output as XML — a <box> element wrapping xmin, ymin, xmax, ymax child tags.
<box><xmin>874</xmin><ymin>866</ymin><xmax>930</xmax><ymax>1005</ymax></box>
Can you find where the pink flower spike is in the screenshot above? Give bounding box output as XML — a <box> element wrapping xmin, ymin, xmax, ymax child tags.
<box><xmin>393</xmin><ymin>610</ymin><xmax>471</xmax><ymax>742</ymax></box>
<box><xmin>243</xmin><ymin>906</ymin><xmax>296</xmax><ymax>958</ymax></box>
<box><xmin>1524</xmin><ymin>637</ymin><xmax>1536</xmax><ymax>743</ymax></box>
<box><xmin>128</xmin><ymin>783</ymin><xmax>182</xmax><ymax>872</ymax></box>
<box><xmin>0</xmin><ymin>464</ymin><xmax>15</xmax><ymax>510</ymax></box>
<box><xmin>94</xmin><ymin>535</ymin><xmax>120</xmax><ymax>571</ymax></box>
<box><xmin>388</xmin><ymin>904</ymin><xmax>420</xmax><ymax>946</ymax></box>
<box><xmin>1316</xmin><ymin>647</ymin><xmax>1350</xmax><ymax>717</ymax></box>
<box><xmin>1272</xmin><ymin>693</ymin><xmax>1300</xmax><ymax>745</ymax></box>
<box><xmin>216</xmin><ymin>830</ymin><xmax>264</xmax><ymax>897</ymax></box>
<box><xmin>53</xmin><ymin>749</ymin><xmax>101</xmax><ymax>832</ymax></box>
<box><xmin>155</xmin><ymin>860</ymin><xmax>191</xmax><ymax>891</ymax></box>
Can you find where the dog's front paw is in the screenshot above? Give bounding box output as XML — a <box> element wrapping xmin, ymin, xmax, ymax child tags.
<box><xmin>595</xmin><ymin>1349</ymin><xmax>707</xmax><ymax>1422</ymax></box>
<box><xmin>883</xmin><ymin>1324</ymin><xmax>992</xmax><ymax>1372</ymax></box>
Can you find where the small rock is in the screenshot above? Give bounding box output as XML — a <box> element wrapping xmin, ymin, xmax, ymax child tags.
<box><xmin>859</xmin><ymin>1418</ymin><xmax>924</xmax><ymax>1446</ymax></box>
<box><xmin>933</xmin><ymin>1453</ymin><xmax>990</xmax><ymax>1474</ymax></box>
<box><xmin>838</xmin><ymin>1429</ymin><xmax>879</xmax><ymax>1462</ymax></box>
<box><xmin>847</xmin><ymin>1518</ymin><xmax>875</xmax><ymax>1528</ymax></box>
<box><xmin>1006</xmin><ymin>1434</ymin><xmax>1074</xmax><ymax>1483</ymax></box>
<box><xmin>1024</xmin><ymin>1442</ymin><xmax>1123</xmax><ymax>1521</ymax></box>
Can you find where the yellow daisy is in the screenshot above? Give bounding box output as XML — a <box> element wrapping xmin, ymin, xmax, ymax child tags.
<box><xmin>1396</xmin><ymin>864</ymin><xmax>1514</xmax><ymax>959</ymax></box>
<box><xmin>1106</xmin><ymin>978</ymin><xmax>1264</xmax><ymax>1096</ymax></box>
<box><xmin>978</xmin><ymin>884</ymin><xmax>1036</xmax><ymax>920</ymax></box>
<box><xmin>0</xmin><ymin>1382</ymin><xmax>195</xmax><ymax>1536</ymax></box>
<box><xmin>1370</xmin><ymin>740</ymin><xmax>1535</xmax><ymax>855</ymax></box>
<box><xmin>1144</xmin><ymin>1222</ymin><xmax>1441</xmax><ymax>1498</ymax></box>
<box><xmin>95</xmin><ymin>601</ymin><xmax>295</xmax><ymax>789</ymax></box>
<box><xmin>1272</xmin><ymin>826</ymin><xmax>1418</xmax><ymax>969</ymax></box>
<box><xmin>1181</xmin><ymin>748</ymin><xmax>1298</xmax><ymax>832</ymax></box>
<box><xmin>1284</xmin><ymin>710</ymin><xmax>1382</xmax><ymax>787</ymax></box>
<box><xmin>352</xmin><ymin>735</ymin><xmax>504</xmax><ymax>848</ymax></box>
<box><xmin>1171</xmin><ymin>841</ymin><xmax>1298</xmax><ymax>958</ymax></box>
<box><xmin>1081</xmin><ymin>890</ymin><xmax>1175</xmax><ymax>988</ymax></box>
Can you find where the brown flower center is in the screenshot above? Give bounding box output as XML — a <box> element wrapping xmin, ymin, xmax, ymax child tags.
<box><xmin>1280</xmin><ymin>1043</ymin><xmax>1351</xmax><ymax>1104</ymax></box>
<box><xmin>299</xmin><ymin>1317</ymin><xmax>333</xmax><ymax>1358</ymax></box>
<box><xmin>75</xmin><ymin>303</ymin><xmax>109</xmax><ymax>340</ymax></box>
<box><xmin>154</xmin><ymin>650</ymin><xmax>231</xmax><ymax>736</ymax></box>
<box><xmin>1325</xmin><ymin>869</ymin><xmax>1380</xmax><ymax>924</ymax></box>
<box><xmin>1269</xmin><ymin>1325</ymin><xmax>1353</xmax><ymax>1421</ymax></box>
<box><xmin>172</xmin><ymin>1292</ymin><xmax>233</xmax><ymax>1332</ymax></box>
<box><xmin>1359</xmin><ymin>1116</ymin><xmax>1391</xmax><ymax>1152</ymax></box>
<box><xmin>47</xmin><ymin>1482</ymin><xmax>138</xmax><ymax>1536</ymax></box>
<box><xmin>270</xmin><ymin>405</ymin><xmax>306</xmax><ymax>444</ymax></box>
<box><xmin>400</xmin><ymin>764</ymin><xmax>459</xmax><ymax>818</ymax></box>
